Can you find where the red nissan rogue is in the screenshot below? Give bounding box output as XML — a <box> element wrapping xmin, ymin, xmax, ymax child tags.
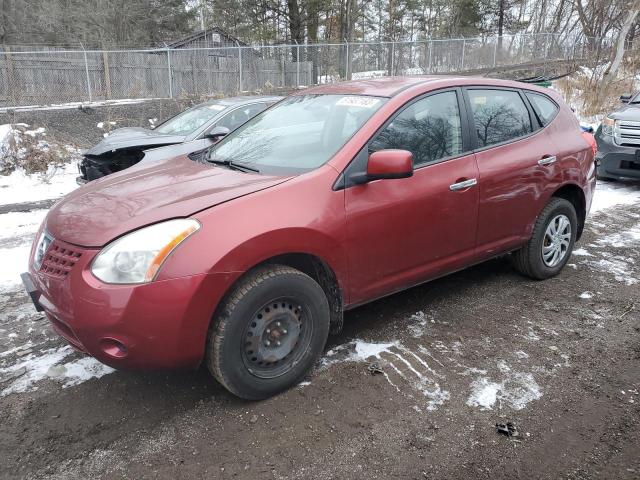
<box><xmin>23</xmin><ymin>76</ymin><xmax>596</xmax><ymax>399</ymax></box>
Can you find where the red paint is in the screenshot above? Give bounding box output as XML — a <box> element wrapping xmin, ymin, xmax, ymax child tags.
<box><xmin>367</xmin><ymin>150</ymin><xmax>413</xmax><ymax>178</ymax></box>
<box><xmin>29</xmin><ymin>76</ymin><xmax>594</xmax><ymax>371</ymax></box>
<box><xmin>581</xmin><ymin>131</ymin><xmax>597</xmax><ymax>155</ymax></box>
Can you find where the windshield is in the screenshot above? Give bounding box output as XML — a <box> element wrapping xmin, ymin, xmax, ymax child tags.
<box><xmin>155</xmin><ymin>102</ymin><xmax>227</xmax><ymax>135</ymax></box>
<box><xmin>208</xmin><ymin>94</ymin><xmax>387</xmax><ymax>174</ymax></box>
<box><xmin>630</xmin><ymin>93</ymin><xmax>640</xmax><ymax>104</ymax></box>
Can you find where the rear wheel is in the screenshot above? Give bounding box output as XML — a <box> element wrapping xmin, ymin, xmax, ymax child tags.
<box><xmin>512</xmin><ymin>197</ymin><xmax>577</xmax><ymax>280</ymax></box>
<box><xmin>206</xmin><ymin>265</ymin><xmax>330</xmax><ymax>399</ymax></box>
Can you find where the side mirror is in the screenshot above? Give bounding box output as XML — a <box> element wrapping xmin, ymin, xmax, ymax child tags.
<box><xmin>368</xmin><ymin>149</ymin><xmax>413</xmax><ymax>180</ymax></box>
<box><xmin>205</xmin><ymin>126</ymin><xmax>230</xmax><ymax>141</ymax></box>
<box><xmin>620</xmin><ymin>94</ymin><xmax>632</xmax><ymax>103</ymax></box>
<box><xmin>348</xmin><ymin>149</ymin><xmax>413</xmax><ymax>185</ymax></box>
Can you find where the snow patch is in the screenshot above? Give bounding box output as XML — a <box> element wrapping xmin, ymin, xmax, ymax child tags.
<box><xmin>591</xmin><ymin>181</ymin><xmax>640</xmax><ymax>213</ymax></box>
<box><xmin>352</xmin><ymin>340</ymin><xmax>398</xmax><ymax>361</ymax></box>
<box><xmin>407</xmin><ymin>310</ymin><xmax>432</xmax><ymax>337</ymax></box>
<box><xmin>0</xmin><ymin>244</ymin><xmax>31</xmax><ymax>286</ymax></box>
<box><xmin>0</xmin><ymin>162</ymin><xmax>79</xmax><ymax>205</ymax></box>
<box><xmin>572</xmin><ymin>248</ymin><xmax>592</xmax><ymax>257</ymax></box>
<box><xmin>0</xmin><ymin>98</ymin><xmax>156</xmax><ymax>114</ymax></box>
<box><xmin>588</xmin><ymin>257</ymin><xmax>637</xmax><ymax>285</ymax></box>
<box><xmin>56</xmin><ymin>356</ymin><xmax>115</xmax><ymax>388</ymax></box>
<box><xmin>0</xmin><ymin>346</ymin><xmax>114</xmax><ymax>396</ymax></box>
<box><xmin>467</xmin><ymin>371</ymin><xmax>542</xmax><ymax>410</ymax></box>
<box><xmin>323</xmin><ymin>339</ymin><xmax>449</xmax><ymax>410</ymax></box>
<box><xmin>579</xmin><ymin>291</ymin><xmax>593</xmax><ymax>299</ymax></box>
<box><xmin>0</xmin><ymin>209</ymin><xmax>47</xmax><ymax>241</ymax></box>
<box><xmin>596</xmin><ymin>223</ymin><xmax>640</xmax><ymax>248</ymax></box>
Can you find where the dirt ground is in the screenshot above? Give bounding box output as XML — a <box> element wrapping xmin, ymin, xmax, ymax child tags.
<box><xmin>1</xmin><ymin>182</ymin><xmax>639</xmax><ymax>480</ymax></box>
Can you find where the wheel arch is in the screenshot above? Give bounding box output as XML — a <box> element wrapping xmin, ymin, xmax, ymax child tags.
<box><xmin>551</xmin><ymin>183</ymin><xmax>586</xmax><ymax>240</ymax></box>
<box><xmin>208</xmin><ymin>247</ymin><xmax>346</xmax><ymax>344</ymax></box>
<box><xmin>254</xmin><ymin>252</ymin><xmax>344</xmax><ymax>334</ymax></box>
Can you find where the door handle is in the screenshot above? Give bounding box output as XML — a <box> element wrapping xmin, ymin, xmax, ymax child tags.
<box><xmin>449</xmin><ymin>178</ymin><xmax>477</xmax><ymax>191</ymax></box>
<box><xmin>538</xmin><ymin>155</ymin><xmax>557</xmax><ymax>166</ymax></box>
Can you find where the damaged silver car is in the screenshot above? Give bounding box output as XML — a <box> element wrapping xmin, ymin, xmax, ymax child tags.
<box><xmin>77</xmin><ymin>95</ymin><xmax>282</xmax><ymax>183</ymax></box>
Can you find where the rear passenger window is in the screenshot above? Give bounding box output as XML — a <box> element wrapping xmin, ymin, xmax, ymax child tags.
<box><xmin>369</xmin><ymin>91</ymin><xmax>463</xmax><ymax>167</ymax></box>
<box><xmin>468</xmin><ymin>89</ymin><xmax>532</xmax><ymax>147</ymax></box>
<box><xmin>525</xmin><ymin>92</ymin><xmax>559</xmax><ymax>126</ymax></box>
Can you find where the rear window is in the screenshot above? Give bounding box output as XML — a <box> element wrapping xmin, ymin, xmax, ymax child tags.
<box><xmin>468</xmin><ymin>89</ymin><xmax>532</xmax><ymax>148</ymax></box>
<box><xmin>525</xmin><ymin>92</ymin><xmax>559</xmax><ymax>126</ymax></box>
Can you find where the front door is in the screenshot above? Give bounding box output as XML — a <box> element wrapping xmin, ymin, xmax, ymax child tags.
<box><xmin>343</xmin><ymin>89</ymin><xmax>480</xmax><ymax>305</ymax></box>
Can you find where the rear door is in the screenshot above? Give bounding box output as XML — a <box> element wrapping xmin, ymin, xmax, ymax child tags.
<box><xmin>343</xmin><ymin>89</ymin><xmax>480</xmax><ymax>305</ymax></box>
<box><xmin>466</xmin><ymin>87</ymin><xmax>562</xmax><ymax>256</ymax></box>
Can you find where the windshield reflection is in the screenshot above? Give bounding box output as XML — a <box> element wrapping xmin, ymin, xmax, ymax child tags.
<box><xmin>208</xmin><ymin>94</ymin><xmax>386</xmax><ymax>175</ymax></box>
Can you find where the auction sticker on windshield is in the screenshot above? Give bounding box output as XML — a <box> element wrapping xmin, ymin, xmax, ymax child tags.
<box><xmin>336</xmin><ymin>96</ymin><xmax>381</xmax><ymax>108</ymax></box>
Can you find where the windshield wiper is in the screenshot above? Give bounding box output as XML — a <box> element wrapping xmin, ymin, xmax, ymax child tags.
<box><xmin>207</xmin><ymin>156</ymin><xmax>259</xmax><ymax>173</ymax></box>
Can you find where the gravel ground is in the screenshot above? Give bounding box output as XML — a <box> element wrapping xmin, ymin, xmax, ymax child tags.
<box><xmin>0</xmin><ymin>181</ymin><xmax>639</xmax><ymax>480</ymax></box>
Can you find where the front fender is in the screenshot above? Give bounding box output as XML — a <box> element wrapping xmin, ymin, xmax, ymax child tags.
<box><xmin>156</xmin><ymin>165</ymin><xmax>348</xmax><ymax>301</ymax></box>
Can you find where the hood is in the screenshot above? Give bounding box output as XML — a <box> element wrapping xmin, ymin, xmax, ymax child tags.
<box><xmin>47</xmin><ymin>156</ymin><xmax>291</xmax><ymax>247</ymax></box>
<box><xmin>608</xmin><ymin>104</ymin><xmax>640</xmax><ymax>122</ymax></box>
<box><xmin>85</xmin><ymin>127</ymin><xmax>186</xmax><ymax>156</ymax></box>
<box><xmin>140</xmin><ymin>141</ymin><xmax>205</xmax><ymax>164</ymax></box>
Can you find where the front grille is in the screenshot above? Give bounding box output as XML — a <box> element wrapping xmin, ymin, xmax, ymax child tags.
<box><xmin>616</xmin><ymin>120</ymin><xmax>640</xmax><ymax>146</ymax></box>
<box><xmin>40</xmin><ymin>240</ymin><xmax>82</xmax><ymax>278</ymax></box>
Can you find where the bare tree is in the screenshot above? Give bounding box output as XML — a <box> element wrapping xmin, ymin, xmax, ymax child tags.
<box><xmin>603</xmin><ymin>0</ymin><xmax>640</xmax><ymax>84</ymax></box>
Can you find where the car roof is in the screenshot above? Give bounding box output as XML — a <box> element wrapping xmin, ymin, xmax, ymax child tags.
<box><xmin>294</xmin><ymin>75</ymin><xmax>547</xmax><ymax>98</ymax></box>
<box><xmin>202</xmin><ymin>95</ymin><xmax>283</xmax><ymax>107</ymax></box>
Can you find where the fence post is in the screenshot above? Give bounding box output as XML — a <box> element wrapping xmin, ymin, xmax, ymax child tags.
<box><xmin>428</xmin><ymin>38</ymin><xmax>433</xmax><ymax>73</ymax></box>
<box><xmin>493</xmin><ymin>37</ymin><xmax>498</xmax><ymax>67</ymax></box>
<box><xmin>236</xmin><ymin>41</ymin><xmax>243</xmax><ymax>92</ymax></box>
<box><xmin>344</xmin><ymin>39</ymin><xmax>349</xmax><ymax>79</ymax></box>
<box><xmin>461</xmin><ymin>39</ymin><xmax>466</xmax><ymax>70</ymax></box>
<box><xmin>166</xmin><ymin>48</ymin><xmax>173</xmax><ymax>99</ymax></box>
<box><xmin>295</xmin><ymin>40</ymin><xmax>300</xmax><ymax>87</ymax></box>
<box><xmin>390</xmin><ymin>41</ymin><xmax>395</xmax><ymax>75</ymax></box>
<box><xmin>281</xmin><ymin>54</ymin><xmax>285</xmax><ymax>87</ymax></box>
<box><xmin>102</xmin><ymin>51</ymin><xmax>112</xmax><ymax>100</ymax></box>
<box><xmin>4</xmin><ymin>47</ymin><xmax>19</xmax><ymax>106</ymax></box>
<box><xmin>80</xmin><ymin>44</ymin><xmax>93</xmax><ymax>102</ymax></box>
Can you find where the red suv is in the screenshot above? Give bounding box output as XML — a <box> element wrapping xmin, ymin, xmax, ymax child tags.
<box><xmin>23</xmin><ymin>77</ymin><xmax>596</xmax><ymax>399</ymax></box>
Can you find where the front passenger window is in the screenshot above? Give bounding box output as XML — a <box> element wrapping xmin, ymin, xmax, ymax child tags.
<box><xmin>369</xmin><ymin>91</ymin><xmax>463</xmax><ymax>167</ymax></box>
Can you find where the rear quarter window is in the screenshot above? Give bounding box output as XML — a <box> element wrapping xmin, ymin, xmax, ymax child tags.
<box><xmin>525</xmin><ymin>92</ymin><xmax>559</xmax><ymax>126</ymax></box>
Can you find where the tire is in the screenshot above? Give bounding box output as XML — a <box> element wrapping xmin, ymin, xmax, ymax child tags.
<box><xmin>511</xmin><ymin>197</ymin><xmax>578</xmax><ymax>280</ymax></box>
<box><xmin>206</xmin><ymin>265</ymin><xmax>330</xmax><ymax>400</ymax></box>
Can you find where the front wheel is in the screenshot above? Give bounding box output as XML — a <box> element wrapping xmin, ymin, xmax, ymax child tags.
<box><xmin>512</xmin><ymin>197</ymin><xmax>578</xmax><ymax>280</ymax></box>
<box><xmin>206</xmin><ymin>265</ymin><xmax>330</xmax><ymax>400</ymax></box>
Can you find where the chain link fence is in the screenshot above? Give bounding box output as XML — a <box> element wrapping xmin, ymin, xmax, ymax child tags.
<box><xmin>0</xmin><ymin>33</ymin><xmax>607</xmax><ymax>108</ymax></box>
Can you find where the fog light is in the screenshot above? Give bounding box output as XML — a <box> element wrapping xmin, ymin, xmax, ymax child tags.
<box><xmin>100</xmin><ymin>338</ymin><xmax>128</xmax><ymax>359</ymax></box>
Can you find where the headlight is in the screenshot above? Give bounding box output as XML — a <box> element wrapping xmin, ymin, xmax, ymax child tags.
<box><xmin>33</xmin><ymin>230</ymin><xmax>53</xmax><ymax>270</ymax></box>
<box><xmin>91</xmin><ymin>219</ymin><xmax>200</xmax><ymax>284</ymax></box>
<box><xmin>601</xmin><ymin>117</ymin><xmax>616</xmax><ymax>136</ymax></box>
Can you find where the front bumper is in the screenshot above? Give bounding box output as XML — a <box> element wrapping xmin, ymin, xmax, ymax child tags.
<box><xmin>595</xmin><ymin>131</ymin><xmax>640</xmax><ymax>179</ymax></box>
<box><xmin>25</xmin><ymin>238</ymin><xmax>233</xmax><ymax>370</ymax></box>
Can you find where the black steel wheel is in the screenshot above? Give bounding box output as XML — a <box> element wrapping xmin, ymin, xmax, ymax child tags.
<box><xmin>241</xmin><ymin>298</ymin><xmax>312</xmax><ymax>379</ymax></box>
<box><xmin>206</xmin><ymin>265</ymin><xmax>330</xmax><ymax>399</ymax></box>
